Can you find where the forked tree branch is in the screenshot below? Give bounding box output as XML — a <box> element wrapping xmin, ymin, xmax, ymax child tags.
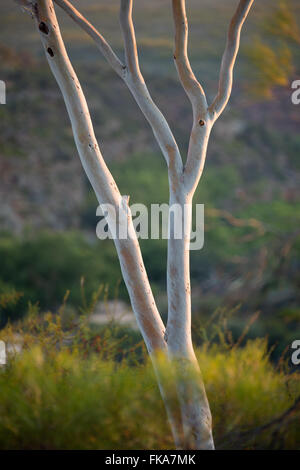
<box><xmin>209</xmin><ymin>0</ymin><xmax>254</xmax><ymax>119</ymax></box>
<box><xmin>171</xmin><ymin>0</ymin><xmax>254</xmax><ymax>194</ymax></box>
<box><xmin>54</xmin><ymin>0</ymin><xmax>183</xmax><ymax>186</ymax></box>
<box><xmin>172</xmin><ymin>0</ymin><xmax>207</xmax><ymax>118</ymax></box>
<box><xmin>171</xmin><ymin>0</ymin><xmax>211</xmax><ymax>194</ymax></box>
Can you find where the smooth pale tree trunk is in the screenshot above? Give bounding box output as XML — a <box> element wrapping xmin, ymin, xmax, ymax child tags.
<box><xmin>15</xmin><ymin>0</ymin><xmax>254</xmax><ymax>450</ymax></box>
<box><xmin>167</xmin><ymin>193</ymin><xmax>213</xmax><ymax>449</ymax></box>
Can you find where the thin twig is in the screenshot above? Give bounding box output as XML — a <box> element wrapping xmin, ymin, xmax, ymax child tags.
<box><xmin>209</xmin><ymin>0</ymin><xmax>255</xmax><ymax>120</ymax></box>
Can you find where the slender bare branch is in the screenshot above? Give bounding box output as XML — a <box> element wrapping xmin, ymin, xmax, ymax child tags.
<box><xmin>54</xmin><ymin>0</ymin><xmax>183</xmax><ymax>185</ymax></box>
<box><xmin>54</xmin><ymin>0</ymin><xmax>125</xmax><ymax>77</ymax></box>
<box><xmin>209</xmin><ymin>0</ymin><xmax>255</xmax><ymax>119</ymax></box>
<box><xmin>170</xmin><ymin>0</ymin><xmax>211</xmax><ymax>195</ymax></box>
<box><xmin>172</xmin><ymin>0</ymin><xmax>207</xmax><ymax>117</ymax></box>
<box><xmin>119</xmin><ymin>0</ymin><xmax>141</xmax><ymax>80</ymax></box>
<box><xmin>180</xmin><ymin>0</ymin><xmax>254</xmax><ymax>193</ymax></box>
<box><xmin>34</xmin><ymin>0</ymin><xmax>166</xmax><ymax>354</ymax></box>
<box><xmin>119</xmin><ymin>0</ymin><xmax>183</xmax><ymax>184</ymax></box>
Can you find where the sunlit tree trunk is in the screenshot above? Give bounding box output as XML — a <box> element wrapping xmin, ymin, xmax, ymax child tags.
<box><xmin>16</xmin><ymin>0</ymin><xmax>254</xmax><ymax>450</ymax></box>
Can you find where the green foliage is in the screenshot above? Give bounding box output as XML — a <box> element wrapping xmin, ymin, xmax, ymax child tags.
<box><xmin>0</xmin><ymin>347</ymin><xmax>166</xmax><ymax>450</ymax></box>
<box><xmin>0</xmin><ymin>310</ymin><xmax>299</xmax><ymax>450</ymax></box>
<box><xmin>111</xmin><ymin>153</ymin><xmax>169</xmax><ymax>206</ymax></box>
<box><xmin>200</xmin><ymin>340</ymin><xmax>300</xmax><ymax>449</ymax></box>
<box><xmin>0</xmin><ymin>231</ymin><xmax>124</xmax><ymax>322</ymax></box>
<box><xmin>0</xmin><ymin>282</ymin><xmax>24</xmax><ymax>328</ymax></box>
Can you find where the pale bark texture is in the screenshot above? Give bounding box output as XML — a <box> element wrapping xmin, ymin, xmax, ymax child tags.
<box><xmin>16</xmin><ymin>0</ymin><xmax>255</xmax><ymax>450</ymax></box>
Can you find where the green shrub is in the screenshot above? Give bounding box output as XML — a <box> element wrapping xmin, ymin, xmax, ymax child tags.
<box><xmin>0</xmin><ymin>231</ymin><xmax>124</xmax><ymax>322</ymax></box>
<box><xmin>199</xmin><ymin>340</ymin><xmax>300</xmax><ymax>449</ymax></box>
<box><xmin>0</xmin><ymin>310</ymin><xmax>299</xmax><ymax>450</ymax></box>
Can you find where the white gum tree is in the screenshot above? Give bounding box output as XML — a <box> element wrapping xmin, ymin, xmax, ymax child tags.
<box><xmin>15</xmin><ymin>0</ymin><xmax>255</xmax><ymax>450</ymax></box>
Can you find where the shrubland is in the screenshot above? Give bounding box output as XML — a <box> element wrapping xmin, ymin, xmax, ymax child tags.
<box><xmin>0</xmin><ymin>303</ymin><xmax>299</xmax><ymax>449</ymax></box>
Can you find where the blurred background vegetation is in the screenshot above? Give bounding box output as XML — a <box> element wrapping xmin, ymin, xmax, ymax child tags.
<box><xmin>0</xmin><ymin>306</ymin><xmax>299</xmax><ymax>449</ymax></box>
<box><xmin>0</xmin><ymin>0</ymin><xmax>299</xmax><ymax>449</ymax></box>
